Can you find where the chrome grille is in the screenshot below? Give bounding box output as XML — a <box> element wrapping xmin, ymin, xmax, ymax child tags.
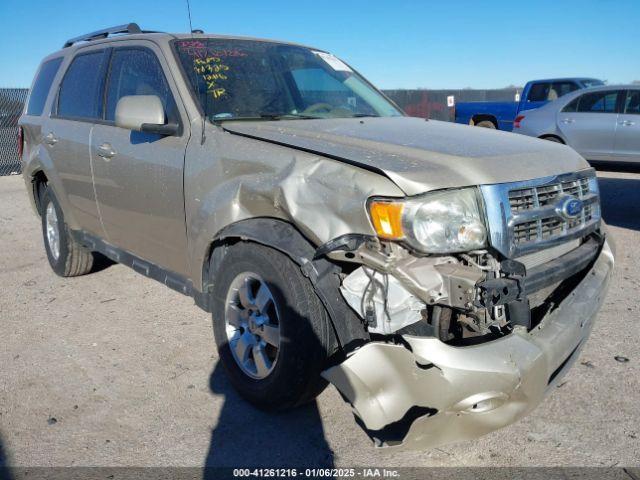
<box><xmin>508</xmin><ymin>176</ymin><xmax>590</xmax><ymax>215</ymax></box>
<box><xmin>480</xmin><ymin>169</ymin><xmax>601</xmax><ymax>257</ymax></box>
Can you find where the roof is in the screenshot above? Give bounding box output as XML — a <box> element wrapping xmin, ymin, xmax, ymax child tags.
<box><xmin>59</xmin><ymin>23</ymin><xmax>321</xmax><ymax>53</ymax></box>
<box><xmin>570</xmin><ymin>84</ymin><xmax>640</xmax><ymax>92</ymax></box>
<box><xmin>529</xmin><ymin>77</ymin><xmax>603</xmax><ymax>83</ymax></box>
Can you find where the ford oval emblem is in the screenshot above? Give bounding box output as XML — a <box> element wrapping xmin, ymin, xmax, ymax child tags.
<box><xmin>559</xmin><ymin>197</ymin><xmax>584</xmax><ymax>219</ymax></box>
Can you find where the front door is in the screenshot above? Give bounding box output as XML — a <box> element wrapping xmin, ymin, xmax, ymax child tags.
<box><xmin>90</xmin><ymin>44</ymin><xmax>190</xmax><ymax>275</ymax></box>
<box><xmin>613</xmin><ymin>90</ymin><xmax>640</xmax><ymax>163</ymax></box>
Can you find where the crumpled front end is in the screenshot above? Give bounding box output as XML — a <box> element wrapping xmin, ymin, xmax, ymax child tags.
<box><xmin>319</xmin><ymin>169</ymin><xmax>613</xmax><ymax>449</ymax></box>
<box><xmin>323</xmin><ymin>240</ymin><xmax>613</xmax><ymax>449</ymax></box>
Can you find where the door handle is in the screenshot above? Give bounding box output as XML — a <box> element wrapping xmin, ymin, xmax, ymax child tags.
<box><xmin>97</xmin><ymin>142</ymin><xmax>117</xmax><ymax>159</ymax></box>
<box><xmin>43</xmin><ymin>132</ymin><xmax>58</xmax><ymax>146</ymax></box>
<box><xmin>561</xmin><ymin>118</ymin><xmax>575</xmax><ymax>124</ymax></box>
<box><xmin>619</xmin><ymin>120</ymin><xmax>636</xmax><ymax>126</ymax></box>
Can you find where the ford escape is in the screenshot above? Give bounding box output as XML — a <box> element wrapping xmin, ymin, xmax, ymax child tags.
<box><xmin>19</xmin><ymin>24</ymin><xmax>614</xmax><ymax>449</ymax></box>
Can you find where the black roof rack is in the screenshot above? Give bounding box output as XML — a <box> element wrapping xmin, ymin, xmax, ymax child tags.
<box><xmin>63</xmin><ymin>23</ymin><xmax>147</xmax><ymax>48</ymax></box>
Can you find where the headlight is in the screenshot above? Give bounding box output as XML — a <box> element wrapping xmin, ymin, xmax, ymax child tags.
<box><xmin>368</xmin><ymin>188</ymin><xmax>487</xmax><ymax>253</ymax></box>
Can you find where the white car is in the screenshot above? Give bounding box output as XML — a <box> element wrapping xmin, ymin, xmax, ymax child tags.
<box><xmin>515</xmin><ymin>85</ymin><xmax>640</xmax><ymax>163</ymax></box>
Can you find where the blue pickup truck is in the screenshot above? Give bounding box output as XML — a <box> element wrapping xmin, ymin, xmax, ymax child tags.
<box><xmin>454</xmin><ymin>78</ymin><xmax>603</xmax><ymax>131</ymax></box>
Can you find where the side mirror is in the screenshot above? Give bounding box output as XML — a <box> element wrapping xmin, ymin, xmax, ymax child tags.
<box><xmin>115</xmin><ymin>95</ymin><xmax>178</xmax><ymax>136</ymax></box>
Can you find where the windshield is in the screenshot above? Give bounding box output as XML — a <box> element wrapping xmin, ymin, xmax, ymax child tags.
<box><xmin>582</xmin><ymin>79</ymin><xmax>605</xmax><ymax>87</ymax></box>
<box><xmin>173</xmin><ymin>39</ymin><xmax>402</xmax><ymax>121</ymax></box>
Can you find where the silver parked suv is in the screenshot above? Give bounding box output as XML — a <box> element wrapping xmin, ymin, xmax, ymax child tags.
<box><xmin>19</xmin><ymin>24</ymin><xmax>614</xmax><ymax>449</ymax></box>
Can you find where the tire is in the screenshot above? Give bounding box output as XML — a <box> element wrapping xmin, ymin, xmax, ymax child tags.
<box><xmin>41</xmin><ymin>188</ymin><xmax>94</xmax><ymax>277</ymax></box>
<box><xmin>211</xmin><ymin>242</ymin><xmax>337</xmax><ymax>410</ymax></box>
<box><xmin>475</xmin><ymin>120</ymin><xmax>496</xmax><ymax>129</ymax></box>
<box><xmin>542</xmin><ymin>136</ymin><xmax>563</xmax><ymax>143</ymax></box>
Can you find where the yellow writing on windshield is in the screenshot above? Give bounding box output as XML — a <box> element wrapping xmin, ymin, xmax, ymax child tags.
<box><xmin>193</xmin><ymin>57</ymin><xmax>230</xmax><ymax>99</ymax></box>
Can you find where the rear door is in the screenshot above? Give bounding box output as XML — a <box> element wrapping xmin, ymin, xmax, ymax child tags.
<box><xmin>90</xmin><ymin>42</ymin><xmax>190</xmax><ymax>275</ymax></box>
<box><xmin>556</xmin><ymin>89</ymin><xmax>622</xmax><ymax>161</ymax></box>
<box><xmin>43</xmin><ymin>47</ymin><xmax>110</xmax><ymax>236</ymax></box>
<box><xmin>613</xmin><ymin>90</ymin><xmax>640</xmax><ymax>162</ymax></box>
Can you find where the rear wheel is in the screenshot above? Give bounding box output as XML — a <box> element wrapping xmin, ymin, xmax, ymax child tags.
<box><xmin>41</xmin><ymin>188</ymin><xmax>94</xmax><ymax>277</ymax></box>
<box><xmin>211</xmin><ymin>242</ymin><xmax>337</xmax><ymax>410</ymax></box>
<box><xmin>475</xmin><ymin>120</ymin><xmax>496</xmax><ymax>129</ymax></box>
<box><xmin>542</xmin><ymin>136</ymin><xmax>564</xmax><ymax>143</ymax></box>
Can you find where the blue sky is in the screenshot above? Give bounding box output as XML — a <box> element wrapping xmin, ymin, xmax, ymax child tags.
<box><xmin>0</xmin><ymin>0</ymin><xmax>638</xmax><ymax>89</ymax></box>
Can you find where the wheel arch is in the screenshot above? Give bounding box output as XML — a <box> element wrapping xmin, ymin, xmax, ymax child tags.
<box><xmin>471</xmin><ymin>114</ymin><xmax>499</xmax><ymax>128</ymax></box>
<box><xmin>539</xmin><ymin>134</ymin><xmax>566</xmax><ymax>144</ymax></box>
<box><xmin>201</xmin><ymin>217</ymin><xmax>370</xmax><ymax>353</ymax></box>
<box><xmin>31</xmin><ymin>170</ymin><xmax>49</xmax><ymax>216</ymax></box>
<box><xmin>24</xmin><ymin>161</ymin><xmax>80</xmax><ymax>230</ymax></box>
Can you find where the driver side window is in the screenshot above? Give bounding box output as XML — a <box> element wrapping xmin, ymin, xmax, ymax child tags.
<box><xmin>105</xmin><ymin>48</ymin><xmax>176</xmax><ymax>123</ymax></box>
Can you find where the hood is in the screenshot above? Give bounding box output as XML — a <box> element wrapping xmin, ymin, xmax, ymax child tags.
<box><xmin>221</xmin><ymin>116</ymin><xmax>589</xmax><ymax>196</ymax></box>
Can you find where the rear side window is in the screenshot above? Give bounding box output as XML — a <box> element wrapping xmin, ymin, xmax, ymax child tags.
<box><xmin>528</xmin><ymin>82</ymin><xmax>578</xmax><ymax>102</ymax></box>
<box><xmin>527</xmin><ymin>83</ymin><xmax>551</xmax><ymax>102</ymax></box>
<box><xmin>57</xmin><ymin>51</ymin><xmax>108</xmax><ymax>120</ymax></box>
<box><xmin>105</xmin><ymin>48</ymin><xmax>175</xmax><ymax>122</ymax></box>
<box><xmin>562</xmin><ymin>97</ymin><xmax>579</xmax><ymax>113</ymax></box>
<box><xmin>576</xmin><ymin>91</ymin><xmax>619</xmax><ymax>113</ymax></box>
<box><xmin>550</xmin><ymin>82</ymin><xmax>579</xmax><ymax>99</ymax></box>
<box><xmin>624</xmin><ymin>91</ymin><xmax>640</xmax><ymax>115</ymax></box>
<box><xmin>26</xmin><ymin>57</ymin><xmax>63</xmax><ymax>116</ymax></box>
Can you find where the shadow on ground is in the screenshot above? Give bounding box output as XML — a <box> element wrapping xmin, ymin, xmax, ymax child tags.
<box><xmin>203</xmin><ymin>362</ymin><xmax>335</xmax><ymax>477</ymax></box>
<box><xmin>598</xmin><ymin>175</ymin><xmax>640</xmax><ymax>231</ymax></box>
<box><xmin>202</xmin><ymin>278</ymin><xmax>338</xmax><ymax>478</ymax></box>
<box><xmin>89</xmin><ymin>252</ymin><xmax>116</xmax><ymax>274</ymax></box>
<box><xmin>0</xmin><ymin>433</ymin><xmax>12</xmax><ymax>480</ymax></box>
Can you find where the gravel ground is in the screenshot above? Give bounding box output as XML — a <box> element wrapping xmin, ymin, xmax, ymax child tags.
<box><xmin>0</xmin><ymin>170</ymin><xmax>638</xmax><ymax>470</ymax></box>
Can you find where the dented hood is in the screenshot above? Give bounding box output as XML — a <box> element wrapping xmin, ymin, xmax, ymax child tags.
<box><xmin>222</xmin><ymin>116</ymin><xmax>590</xmax><ymax>196</ymax></box>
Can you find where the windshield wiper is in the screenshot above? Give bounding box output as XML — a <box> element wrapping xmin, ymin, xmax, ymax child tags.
<box><xmin>212</xmin><ymin>112</ymin><xmax>378</xmax><ymax>122</ymax></box>
<box><xmin>212</xmin><ymin>112</ymin><xmax>319</xmax><ymax>123</ymax></box>
<box><xmin>258</xmin><ymin>112</ymin><xmax>319</xmax><ymax>120</ymax></box>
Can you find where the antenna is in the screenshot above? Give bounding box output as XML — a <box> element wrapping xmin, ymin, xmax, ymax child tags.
<box><xmin>184</xmin><ymin>0</ymin><xmax>206</xmax><ymax>144</ymax></box>
<box><xmin>185</xmin><ymin>0</ymin><xmax>194</xmax><ymax>34</ymax></box>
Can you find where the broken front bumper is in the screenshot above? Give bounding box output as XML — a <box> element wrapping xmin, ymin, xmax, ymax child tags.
<box><xmin>323</xmin><ymin>240</ymin><xmax>614</xmax><ymax>449</ymax></box>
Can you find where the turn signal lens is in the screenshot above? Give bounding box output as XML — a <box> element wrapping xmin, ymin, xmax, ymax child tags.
<box><xmin>370</xmin><ymin>188</ymin><xmax>487</xmax><ymax>252</ymax></box>
<box><xmin>369</xmin><ymin>201</ymin><xmax>405</xmax><ymax>239</ymax></box>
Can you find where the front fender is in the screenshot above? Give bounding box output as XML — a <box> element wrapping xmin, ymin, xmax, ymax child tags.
<box><xmin>184</xmin><ymin>127</ymin><xmax>404</xmax><ymax>292</ymax></box>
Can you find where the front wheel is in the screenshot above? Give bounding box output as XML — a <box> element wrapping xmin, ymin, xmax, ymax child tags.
<box><xmin>211</xmin><ymin>242</ymin><xmax>337</xmax><ymax>410</ymax></box>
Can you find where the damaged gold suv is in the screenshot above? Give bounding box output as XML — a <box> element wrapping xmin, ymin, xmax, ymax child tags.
<box><xmin>20</xmin><ymin>24</ymin><xmax>614</xmax><ymax>449</ymax></box>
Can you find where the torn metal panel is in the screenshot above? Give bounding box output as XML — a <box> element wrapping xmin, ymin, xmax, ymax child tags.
<box><xmin>323</xmin><ymin>241</ymin><xmax>614</xmax><ymax>449</ymax></box>
<box><xmin>185</xmin><ymin>126</ymin><xmax>405</xmax><ymax>291</ymax></box>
